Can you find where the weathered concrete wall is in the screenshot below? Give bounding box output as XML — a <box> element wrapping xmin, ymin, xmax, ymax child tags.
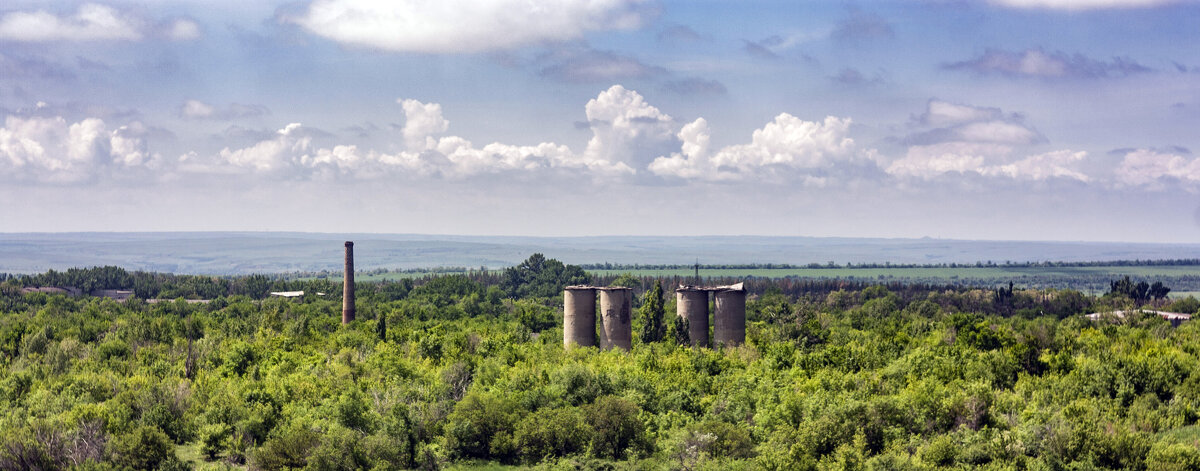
<box><xmin>598</xmin><ymin>288</ymin><xmax>633</xmax><ymax>351</ymax></box>
<box><xmin>342</xmin><ymin>241</ymin><xmax>355</xmax><ymax>324</ymax></box>
<box><xmin>563</xmin><ymin>287</ymin><xmax>597</xmax><ymax>348</ymax></box>
<box><xmin>676</xmin><ymin>288</ymin><xmax>710</xmax><ymax>347</ymax></box>
<box><xmin>713</xmin><ymin>289</ymin><xmax>746</xmax><ymax>346</ymax></box>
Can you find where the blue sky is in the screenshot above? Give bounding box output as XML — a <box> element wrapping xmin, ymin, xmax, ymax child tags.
<box><xmin>2</xmin><ymin>0</ymin><xmax>1200</xmax><ymax>242</ymax></box>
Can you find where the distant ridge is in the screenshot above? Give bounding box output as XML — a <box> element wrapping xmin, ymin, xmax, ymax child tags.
<box><xmin>3</xmin><ymin>232</ymin><xmax>1200</xmax><ymax>275</ymax></box>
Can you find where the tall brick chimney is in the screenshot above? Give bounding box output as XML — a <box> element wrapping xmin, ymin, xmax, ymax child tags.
<box><xmin>342</xmin><ymin>241</ymin><xmax>355</xmax><ymax>324</ymax></box>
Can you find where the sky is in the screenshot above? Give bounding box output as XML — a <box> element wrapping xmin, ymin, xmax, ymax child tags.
<box><xmin>2</xmin><ymin>0</ymin><xmax>1200</xmax><ymax>243</ymax></box>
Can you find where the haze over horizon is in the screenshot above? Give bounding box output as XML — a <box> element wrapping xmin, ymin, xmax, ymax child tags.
<box><xmin>3</xmin><ymin>1</ymin><xmax>1200</xmax><ymax>243</ymax></box>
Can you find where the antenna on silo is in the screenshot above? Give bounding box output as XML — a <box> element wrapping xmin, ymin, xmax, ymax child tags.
<box><xmin>694</xmin><ymin>258</ymin><xmax>700</xmax><ymax>285</ymax></box>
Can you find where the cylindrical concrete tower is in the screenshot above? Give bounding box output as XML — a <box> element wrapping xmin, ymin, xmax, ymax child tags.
<box><xmin>598</xmin><ymin>288</ymin><xmax>633</xmax><ymax>351</ymax></box>
<box><xmin>676</xmin><ymin>287</ymin><xmax>710</xmax><ymax>347</ymax></box>
<box><xmin>342</xmin><ymin>241</ymin><xmax>355</xmax><ymax>324</ymax></box>
<box><xmin>713</xmin><ymin>288</ymin><xmax>746</xmax><ymax>346</ymax></box>
<box><xmin>563</xmin><ymin>286</ymin><xmax>597</xmax><ymax>348</ymax></box>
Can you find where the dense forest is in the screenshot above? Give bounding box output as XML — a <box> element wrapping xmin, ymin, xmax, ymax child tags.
<box><xmin>2</xmin><ymin>257</ymin><xmax>1200</xmax><ymax>470</ymax></box>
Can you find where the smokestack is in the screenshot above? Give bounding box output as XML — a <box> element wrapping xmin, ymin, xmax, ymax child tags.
<box><xmin>343</xmin><ymin>241</ymin><xmax>355</xmax><ymax>324</ymax></box>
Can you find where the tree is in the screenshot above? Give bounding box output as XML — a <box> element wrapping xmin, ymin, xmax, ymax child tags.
<box><xmin>639</xmin><ymin>280</ymin><xmax>666</xmax><ymax>344</ymax></box>
<box><xmin>500</xmin><ymin>254</ymin><xmax>589</xmax><ymax>299</ymax></box>
<box><xmin>672</xmin><ymin>316</ymin><xmax>690</xmax><ymax>346</ymax></box>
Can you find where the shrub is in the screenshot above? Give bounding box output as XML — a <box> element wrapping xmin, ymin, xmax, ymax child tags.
<box><xmin>585</xmin><ymin>396</ymin><xmax>649</xmax><ymax>460</ymax></box>
<box><xmin>107</xmin><ymin>425</ymin><xmax>173</xmax><ymax>470</ymax></box>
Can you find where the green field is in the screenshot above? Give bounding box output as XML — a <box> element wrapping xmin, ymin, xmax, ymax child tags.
<box><xmin>585</xmin><ymin>265</ymin><xmax>1200</xmax><ymax>279</ymax></box>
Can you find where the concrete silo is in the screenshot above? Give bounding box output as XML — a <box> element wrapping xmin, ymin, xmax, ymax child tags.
<box><xmin>713</xmin><ymin>284</ymin><xmax>746</xmax><ymax>346</ymax></box>
<box><xmin>563</xmin><ymin>286</ymin><xmax>597</xmax><ymax>348</ymax></box>
<box><xmin>598</xmin><ymin>287</ymin><xmax>633</xmax><ymax>351</ymax></box>
<box><xmin>676</xmin><ymin>287</ymin><xmax>710</xmax><ymax>347</ymax></box>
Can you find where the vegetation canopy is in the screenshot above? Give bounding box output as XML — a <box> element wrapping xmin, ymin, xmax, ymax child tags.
<box><xmin>1</xmin><ymin>256</ymin><xmax>1199</xmax><ymax>470</ymax></box>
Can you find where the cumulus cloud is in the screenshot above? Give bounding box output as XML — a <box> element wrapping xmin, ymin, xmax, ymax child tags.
<box><xmin>582</xmin><ymin>85</ymin><xmax>676</xmax><ymax>169</ymax></box>
<box><xmin>887</xmin><ymin>144</ymin><xmax>1090</xmax><ymax>181</ymax></box>
<box><xmin>211</xmin><ymin>89</ymin><xmax>648</xmax><ymax>180</ymax></box>
<box><xmin>649</xmin><ymin>114</ymin><xmax>859</xmax><ymax>182</ymax></box>
<box><xmin>1115</xmin><ymin>149</ymin><xmax>1200</xmax><ymax>186</ymax></box>
<box><xmin>987</xmin><ymin>0</ymin><xmax>1178</xmax><ymax>10</ymax></box>
<box><xmin>887</xmin><ymin>100</ymin><xmax>1087</xmax><ymax>182</ymax></box>
<box><xmin>903</xmin><ymin>100</ymin><xmax>1042</xmax><ymax>147</ymax></box>
<box><xmin>180</xmin><ymin>100</ymin><xmax>269</xmax><ymax>120</ymax></box>
<box><xmin>983</xmin><ymin>150</ymin><xmax>1090</xmax><ymax>181</ymax></box>
<box><xmin>398</xmin><ymin>99</ymin><xmax>449</xmax><ymax>150</ymax></box>
<box><xmin>282</xmin><ymin>0</ymin><xmax>651</xmax><ymax>53</ymax></box>
<box><xmin>0</xmin><ymin>4</ymin><xmax>142</xmax><ymax>42</ymax></box>
<box><xmin>945</xmin><ymin>48</ymin><xmax>1151</xmax><ymax>79</ymax></box>
<box><xmin>0</xmin><ymin>115</ymin><xmax>158</xmax><ymax>182</ymax></box>
<box><xmin>886</xmin><ymin>142</ymin><xmax>997</xmax><ymax>179</ymax></box>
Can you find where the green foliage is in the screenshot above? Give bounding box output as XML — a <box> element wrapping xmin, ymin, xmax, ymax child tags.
<box><xmin>585</xmin><ymin>396</ymin><xmax>649</xmax><ymax>460</ymax></box>
<box><xmin>445</xmin><ymin>392</ymin><xmax>522</xmax><ymax>461</ymax></box>
<box><xmin>251</xmin><ymin>425</ymin><xmax>320</xmax><ymax>470</ymax></box>
<box><xmin>639</xmin><ymin>281</ymin><xmax>666</xmax><ymax>344</ymax></box>
<box><xmin>107</xmin><ymin>425</ymin><xmax>175</xmax><ymax>470</ymax></box>
<box><xmin>4</xmin><ymin>268</ymin><xmax>1200</xmax><ymax>470</ymax></box>
<box><xmin>501</xmin><ymin>254</ymin><xmax>590</xmax><ymax>299</ymax></box>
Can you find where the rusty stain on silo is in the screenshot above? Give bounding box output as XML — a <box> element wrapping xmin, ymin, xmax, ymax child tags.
<box><xmin>598</xmin><ymin>287</ymin><xmax>633</xmax><ymax>351</ymax></box>
<box><xmin>563</xmin><ymin>286</ymin><xmax>597</xmax><ymax>348</ymax></box>
<box><xmin>676</xmin><ymin>287</ymin><xmax>710</xmax><ymax>347</ymax></box>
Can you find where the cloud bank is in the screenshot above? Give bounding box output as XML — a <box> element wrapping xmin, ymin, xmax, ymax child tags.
<box><xmin>283</xmin><ymin>0</ymin><xmax>651</xmax><ymax>53</ymax></box>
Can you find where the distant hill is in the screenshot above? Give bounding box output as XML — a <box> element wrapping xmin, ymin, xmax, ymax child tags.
<box><xmin>3</xmin><ymin>232</ymin><xmax>1200</xmax><ymax>275</ymax></box>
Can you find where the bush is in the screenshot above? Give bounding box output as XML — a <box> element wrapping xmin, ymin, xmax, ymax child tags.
<box><xmin>1146</xmin><ymin>442</ymin><xmax>1200</xmax><ymax>471</ymax></box>
<box><xmin>107</xmin><ymin>425</ymin><xmax>173</xmax><ymax>470</ymax></box>
<box><xmin>251</xmin><ymin>426</ymin><xmax>321</xmax><ymax>470</ymax></box>
<box><xmin>585</xmin><ymin>396</ymin><xmax>649</xmax><ymax>460</ymax></box>
<box><xmin>444</xmin><ymin>392</ymin><xmax>522</xmax><ymax>461</ymax></box>
<box><xmin>514</xmin><ymin>407</ymin><xmax>592</xmax><ymax>463</ymax></box>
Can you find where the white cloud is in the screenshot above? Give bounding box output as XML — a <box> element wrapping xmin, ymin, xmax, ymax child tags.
<box><xmin>181</xmin><ymin>100</ymin><xmax>215</xmax><ymax>119</ymax></box>
<box><xmin>214</xmin><ymin>90</ymin><xmax>645</xmax><ymax>180</ymax></box>
<box><xmin>920</xmin><ymin>100</ymin><xmax>1002</xmax><ymax>127</ymax></box>
<box><xmin>886</xmin><ymin>142</ymin><xmax>999</xmax><ymax>179</ymax></box>
<box><xmin>583</xmin><ymin>85</ymin><xmax>676</xmax><ymax>168</ymax></box>
<box><xmin>1115</xmin><ymin>149</ymin><xmax>1200</xmax><ymax>186</ymax></box>
<box><xmin>983</xmin><ymin>150</ymin><xmax>1090</xmax><ymax>181</ymax></box>
<box><xmin>650</xmin><ymin>113</ymin><xmax>858</xmax><ymax>181</ymax></box>
<box><xmin>956</xmin><ymin>120</ymin><xmax>1041</xmax><ymax>145</ymax></box>
<box><xmin>988</xmin><ymin>0</ymin><xmax>1177</xmax><ymax>10</ymax></box>
<box><xmin>164</xmin><ymin>18</ymin><xmax>201</xmax><ymax>41</ymax></box>
<box><xmin>888</xmin><ymin>144</ymin><xmax>1090</xmax><ymax>182</ymax></box>
<box><xmin>0</xmin><ymin>4</ymin><xmax>142</xmax><ymax>42</ymax></box>
<box><xmin>0</xmin><ymin>115</ymin><xmax>158</xmax><ymax>182</ymax></box>
<box><xmin>219</xmin><ymin>123</ymin><xmax>312</xmax><ymax>172</ymax></box>
<box><xmin>283</xmin><ymin>0</ymin><xmax>651</xmax><ymax>53</ymax></box>
<box><xmin>180</xmin><ymin>99</ymin><xmax>268</xmax><ymax>120</ymax></box>
<box><xmin>399</xmin><ymin>99</ymin><xmax>450</xmax><ymax>150</ymax></box>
